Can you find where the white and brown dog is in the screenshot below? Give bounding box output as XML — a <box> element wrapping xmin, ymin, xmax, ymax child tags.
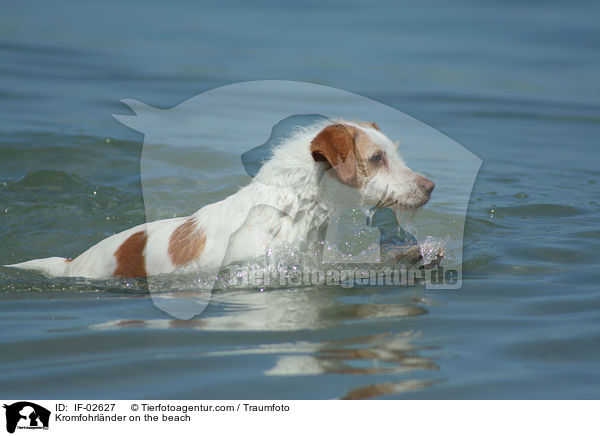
<box><xmin>6</xmin><ymin>120</ymin><xmax>434</xmax><ymax>279</ymax></box>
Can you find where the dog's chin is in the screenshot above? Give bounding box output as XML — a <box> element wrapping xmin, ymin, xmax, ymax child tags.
<box><xmin>389</xmin><ymin>196</ymin><xmax>431</xmax><ymax>211</ymax></box>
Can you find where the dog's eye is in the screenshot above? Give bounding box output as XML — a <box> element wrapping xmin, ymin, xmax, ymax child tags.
<box><xmin>369</xmin><ymin>152</ymin><xmax>384</xmax><ymax>164</ymax></box>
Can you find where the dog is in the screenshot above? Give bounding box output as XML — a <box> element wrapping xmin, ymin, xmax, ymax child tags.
<box><xmin>5</xmin><ymin>120</ymin><xmax>434</xmax><ymax>279</ymax></box>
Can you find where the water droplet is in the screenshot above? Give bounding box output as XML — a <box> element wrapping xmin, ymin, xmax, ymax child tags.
<box><xmin>366</xmin><ymin>208</ymin><xmax>375</xmax><ymax>227</ymax></box>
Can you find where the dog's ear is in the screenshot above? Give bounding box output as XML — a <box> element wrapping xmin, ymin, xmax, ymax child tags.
<box><xmin>310</xmin><ymin>124</ymin><xmax>357</xmax><ymax>185</ymax></box>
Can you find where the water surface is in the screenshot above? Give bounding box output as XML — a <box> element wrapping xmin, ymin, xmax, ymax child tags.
<box><xmin>1</xmin><ymin>0</ymin><xmax>599</xmax><ymax>399</ymax></box>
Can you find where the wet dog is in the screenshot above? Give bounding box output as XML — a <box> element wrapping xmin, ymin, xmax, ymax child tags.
<box><xmin>6</xmin><ymin>120</ymin><xmax>434</xmax><ymax>278</ymax></box>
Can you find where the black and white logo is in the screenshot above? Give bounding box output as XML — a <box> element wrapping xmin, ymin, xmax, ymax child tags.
<box><xmin>3</xmin><ymin>402</ymin><xmax>50</xmax><ymax>434</ymax></box>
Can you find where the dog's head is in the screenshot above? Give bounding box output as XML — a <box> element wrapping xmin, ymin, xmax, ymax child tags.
<box><xmin>310</xmin><ymin>121</ymin><xmax>434</xmax><ymax>210</ymax></box>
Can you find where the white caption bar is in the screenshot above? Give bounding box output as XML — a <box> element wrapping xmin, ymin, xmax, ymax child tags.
<box><xmin>1</xmin><ymin>400</ymin><xmax>598</xmax><ymax>436</ymax></box>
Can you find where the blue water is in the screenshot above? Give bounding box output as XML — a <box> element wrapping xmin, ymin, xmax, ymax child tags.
<box><xmin>1</xmin><ymin>0</ymin><xmax>600</xmax><ymax>399</ymax></box>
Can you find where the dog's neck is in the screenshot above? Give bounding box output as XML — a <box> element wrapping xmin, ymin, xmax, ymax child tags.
<box><xmin>251</xmin><ymin>126</ymin><xmax>331</xmax><ymax>209</ymax></box>
<box><xmin>191</xmin><ymin>125</ymin><xmax>341</xmax><ymax>251</ymax></box>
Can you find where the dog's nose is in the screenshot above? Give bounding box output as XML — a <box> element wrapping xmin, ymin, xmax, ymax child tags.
<box><xmin>418</xmin><ymin>177</ymin><xmax>435</xmax><ymax>194</ymax></box>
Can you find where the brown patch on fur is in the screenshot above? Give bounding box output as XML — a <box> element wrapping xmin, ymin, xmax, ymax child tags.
<box><xmin>113</xmin><ymin>231</ymin><xmax>148</xmax><ymax>278</ymax></box>
<box><xmin>310</xmin><ymin>124</ymin><xmax>358</xmax><ymax>185</ymax></box>
<box><xmin>168</xmin><ymin>219</ymin><xmax>206</xmax><ymax>267</ymax></box>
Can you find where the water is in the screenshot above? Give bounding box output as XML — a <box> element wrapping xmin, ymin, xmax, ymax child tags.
<box><xmin>1</xmin><ymin>0</ymin><xmax>600</xmax><ymax>399</ymax></box>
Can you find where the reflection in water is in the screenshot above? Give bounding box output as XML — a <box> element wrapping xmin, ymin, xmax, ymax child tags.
<box><xmin>90</xmin><ymin>286</ymin><xmax>440</xmax><ymax>399</ymax></box>
<box><xmin>342</xmin><ymin>379</ymin><xmax>438</xmax><ymax>400</ymax></box>
<box><xmin>265</xmin><ymin>331</ymin><xmax>432</xmax><ymax>376</ymax></box>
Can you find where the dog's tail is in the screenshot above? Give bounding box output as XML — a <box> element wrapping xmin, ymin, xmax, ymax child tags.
<box><xmin>4</xmin><ymin>257</ymin><xmax>70</xmax><ymax>277</ymax></box>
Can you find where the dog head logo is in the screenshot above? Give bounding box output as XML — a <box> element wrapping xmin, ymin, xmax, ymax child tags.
<box><xmin>3</xmin><ymin>402</ymin><xmax>50</xmax><ymax>434</ymax></box>
<box><xmin>114</xmin><ymin>80</ymin><xmax>480</xmax><ymax>319</ymax></box>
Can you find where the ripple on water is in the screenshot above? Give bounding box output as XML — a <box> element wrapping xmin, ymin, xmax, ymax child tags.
<box><xmin>493</xmin><ymin>204</ymin><xmax>587</xmax><ymax>218</ymax></box>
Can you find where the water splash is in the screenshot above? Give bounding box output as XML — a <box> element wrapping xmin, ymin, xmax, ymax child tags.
<box><xmin>391</xmin><ymin>205</ymin><xmax>447</xmax><ymax>266</ymax></box>
<box><xmin>418</xmin><ymin>236</ymin><xmax>447</xmax><ymax>265</ymax></box>
<box><xmin>366</xmin><ymin>207</ymin><xmax>376</xmax><ymax>227</ymax></box>
<box><xmin>392</xmin><ymin>206</ymin><xmax>418</xmax><ymax>238</ymax></box>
